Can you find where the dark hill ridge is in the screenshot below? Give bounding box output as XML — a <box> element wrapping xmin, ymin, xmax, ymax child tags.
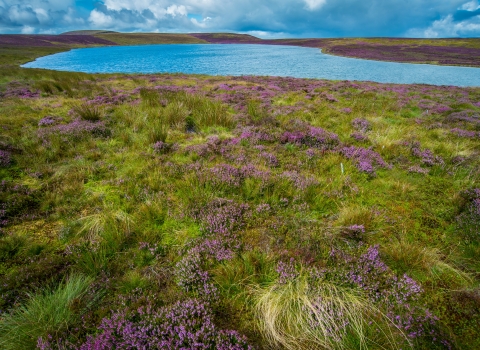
<box><xmin>61</xmin><ymin>30</ymin><xmax>119</xmax><ymax>35</ymax></box>
<box><xmin>190</xmin><ymin>33</ymin><xmax>263</xmax><ymax>43</ymax></box>
<box><xmin>0</xmin><ymin>34</ymin><xmax>117</xmax><ymax>47</ymax></box>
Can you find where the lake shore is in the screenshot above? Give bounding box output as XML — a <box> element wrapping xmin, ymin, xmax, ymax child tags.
<box><xmin>2</xmin><ymin>32</ymin><xmax>480</xmax><ymax>68</ymax></box>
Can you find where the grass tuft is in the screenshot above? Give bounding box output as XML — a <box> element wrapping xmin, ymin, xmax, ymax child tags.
<box><xmin>72</xmin><ymin>102</ymin><xmax>103</xmax><ymax>122</ymax></box>
<box><xmin>255</xmin><ymin>275</ymin><xmax>403</xmax><ymax>349</ymax></box>
<box><xmin>0</xmin><ymin>274</ymin><xmax>93</xmax><ymax>350</ymax></box>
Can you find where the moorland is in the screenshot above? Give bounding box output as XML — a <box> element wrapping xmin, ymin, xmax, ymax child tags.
<box><xmin>0</xmin><ymin>32</ymin><xmax>479</xmax><ymax>349</ymax></box>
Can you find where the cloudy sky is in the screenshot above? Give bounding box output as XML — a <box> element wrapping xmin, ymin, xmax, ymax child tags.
<box><xmin>1</xmin><ymin>0</ymin><xmax>480</xmax><ymax>38</ymax></box>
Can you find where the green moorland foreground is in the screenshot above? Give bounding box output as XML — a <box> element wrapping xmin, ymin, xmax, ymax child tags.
<box><xmin>0</xmin><ymin>40</ymin><xmax>479</xmax><ymax>350</ymax></box>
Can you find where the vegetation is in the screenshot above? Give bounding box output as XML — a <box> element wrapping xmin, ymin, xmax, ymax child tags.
<box><xmin>2</xmin><ymin>32</ymin><xmax>480</xmax><ymax>67</ymax></box>
<box><xmin>0</xmin><ymin>275</ymin><xmax>94</xmax><ymax>350</ymax></box>
<box><xmin>0</xmin><ymin>40</ymin><xmax>479</xmax><ymax>349</ymax></box>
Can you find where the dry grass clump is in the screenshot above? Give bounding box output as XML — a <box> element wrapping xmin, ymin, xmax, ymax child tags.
<box><xmin>255</xmin><ymin>276</ymin><xmax>402</xmax><ymax>350</ymax></box>
<box><xmin>385</xmin><ymin>240</ymin><xmax>472</xmax><ymax>287</ymax></box>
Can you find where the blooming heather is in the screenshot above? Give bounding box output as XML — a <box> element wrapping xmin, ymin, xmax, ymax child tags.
<box><xmin>0</xmin><ymin>150</ymin><xmax>11</xmax><ymax>167</ymax></box>
<box><xmin>351</xmin><ymin>118</ymin><xmax>371</xmax><ymax>133</ymax></box>
<box><xmin>330</xmin><ymin>245</ymin><xmax>447</xmax><ymax>344</ymax></box>
<box><xmin>280</xmin><ymin>126</ymin><xmax>339</xmax><ymax>150</ymax></box>
<box><xmin>340</xmin><ymin>146</ymin><xmax>389</xmax><ymax>176</ymax></box>
<box><xmin>276</xmin><ymin>258</ymin><xmax>298</xmax><ymax>284</ymax></box>
<box><xmin>280</xmin><ymin>171</ymin><xmax>318</xmax><ymax>190</ymax></box>
<box><xmin>457</xmin><ymin>188</ymin><xmax>480</xmax><ymax>240</ymax></box>
<box><xmin>72</xmin><ymin>299</ymin><xmax>252</xmax><ymax>349</ymax></box>
<box><xmin>409</xmin><ymin>142</ymin><xmax>444</xmax><ymax>166</ymax></box>
<box><xmin>38</xmin><ymin>116</ymin><xmax>61</xmax><ymax>127</ymax></box>
<box><xmin>38</xmin><ymin>118</ymin><xmax>110</xmax><ymax>141</ymax></box>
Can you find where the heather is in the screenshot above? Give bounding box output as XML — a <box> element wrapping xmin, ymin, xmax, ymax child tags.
<box><xmin>0</xmin><ymin>48</ymin><xmax>480</xmax><ymax>350</ymax></box>
<box><xmin>189</xmin><ymin>34</ymin><xmax>480</xmax><ymax>68</ymax></box>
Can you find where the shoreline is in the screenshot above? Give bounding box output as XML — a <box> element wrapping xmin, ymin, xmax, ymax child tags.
<box><xmin>2</xmin><ymin>33</ymin><xmax>480</xmax><ymax>69</ymax></box>
<box><xmin>18</xmin><ymin>44</ymin><xmax>480</xmax><ymax>88</ymax></box>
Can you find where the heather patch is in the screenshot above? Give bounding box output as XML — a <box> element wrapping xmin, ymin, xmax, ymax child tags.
<box><xmin>405</xmin><ymin>141</ymin><xmax>445</xmax><ymax>167</ymax></box>
<box><xmin>1</xmin><ymin>62</ymin><xmax>479</xmax><ymax>349</ymax></box>
<box><xmin>340</xmin><ymin>146</ymin><xmax>390</xmax><ymax>176</ymax></box>
<box><xmin>38</xmin><ymin>116</ymin><xmax>62</xmax><ymax>127</ymax></box>
<box><xmin>450</xmin><ymin>128</ymin><xmax>480</xmax><ymax>139</ymax></box>
<box><xmin>39</xmin><ymin>299</ymin><xmax>252</xmax><ymax>349</ymax></box>
<box><xmin>351</xmin><ymin>118</ymin><xmax>371</xmax><ymax>133</ymax></box>
<box><xmin>0</xmin><ymin>150</ymin><xmax>12</xmax><ymax>167</ymax></box>
<box><xmin>330</xmin><ymin>245</ymin><xmax>450</xmax><ymax>347</ymax></box>
<box><xmin>280</xmin><ymin>126</ymin><xmax>340</xmax><ymax>150</ymax></box>
<box><xmin>456</xmin><ymin>188</ymin><xmax>480</xmax><ymax>241</ymax></box>
<box><xmin>37</xmin><ymin>118</ymin><xmax>110</xmax><ymax>142</ymax></box>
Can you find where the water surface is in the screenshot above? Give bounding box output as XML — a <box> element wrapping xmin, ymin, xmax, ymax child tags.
<box><xmin>23</xmin><ymin>44</ymin><xmax>480</xmax><ymax>86</ymax></box>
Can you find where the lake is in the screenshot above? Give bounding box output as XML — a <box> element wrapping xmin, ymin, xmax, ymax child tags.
<box><xmin>22</xmin><ymin>44</ymin><xmax>480</xmax><ymax>86</ymax></box>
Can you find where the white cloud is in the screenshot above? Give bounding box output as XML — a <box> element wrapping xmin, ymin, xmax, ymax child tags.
<box><xmin>33</xmin><ymin>8</ymin><xmax>50</xmax><ymax>24</ymax></box>
<box><xmin>166</xmin><ymin>5</ymin><xmax>188</xmax><ymax>17</ymax></box>
<box><xmin>88</xmin><ymin>9</ymin><xmax>115</xmax><ymax>28</ymax></box>
<box><xmin>20</xmin><ymin>25</ymin><xmax>35</xmax><ymax>34</ymax></box>
<box><xmin>190</xmin><ymin>15</ymin><xmax>212</xmax><ymax>28</ymax></box>
<box><xmin>8</xmin><ymin>5</ymin><xmax>38</xmax><ymax>24</ymax></box>
<box><xmin>39</xmin><ymin>28</ymin><xmax>57</xmax><ymax>34</ymax></box>
<box><xmin>1</xmin><ymin>0</ymin><xmax>480</xmax><ymax>38</ymax></box>
<box><xmin>459</xmin><ymin>0</ymin><xmax>480</xmax><ymax>11</ymax></box>
<box><xmin>406</xmin><ymin>13</ymin><xmax>480</xmax><ymax>37</ymax></box>
<box><xmin>304</xmin><ymin>0</ymin><xmax>327</xmax><ymax>11</ymax></box>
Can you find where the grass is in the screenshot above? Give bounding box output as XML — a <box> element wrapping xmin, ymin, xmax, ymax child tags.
<box><xmin>0</xmin><ymin>40</ymin><xmax>479</xmax><ymax>349</ymax></box>
<box><xmin>254</xmin><ymin>275</ymin><xmax>402</xmax><ymax>350</ymax></box>
<box><xmin>72</xmin><ymin>102</ymin><xmax>103</xmax><ymax>121</ymax></box>
<box><xmin>93</xmin><ymin>33</ymin><xmax>207</xmax><ymax>45</ymax></box>
<box><xmin>0</xmin><ymin>274</ymin><xmax>93</xmax><ymax>350</ymax></box>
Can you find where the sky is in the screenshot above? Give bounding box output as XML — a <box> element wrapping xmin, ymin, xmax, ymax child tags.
<box><xmin>1</xmin><ymin>0</ymin><xmax>480</xmax><ymax>38</ymax></box>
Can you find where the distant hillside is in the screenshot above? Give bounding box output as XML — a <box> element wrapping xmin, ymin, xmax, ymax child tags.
<box><xmin>0</xmin><ymin>34</ymin><xmax>117</xmax><ymax>47</ymax></box>
<box><xmin>61</xmin><ymin>30</ymin><xmax>118</xmax><ymax>35</ymax></box>
<box><xmin>190</xmin><ymin>33</ymin><xmax>262</xmax><ymax>43</ymax></box>
<box><xmin>93</xmin><ymin>33</ymin><xmax>207</xmax><ymax>45</ymax></box>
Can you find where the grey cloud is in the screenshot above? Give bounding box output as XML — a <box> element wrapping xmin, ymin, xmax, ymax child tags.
<box><xmin>0</xmin><ymin>1</ymin><xmax>84</xmax><ymax>33</ymax></box>
<box><xmin>1</xmin><ymin>0</ymin><xmax>480</xmax><ymax>37</ymax></box>
<box><xmin>7</xmin><ymin>5</ymin><xmax>39</xmax><ymax>25</ymax></box>
<box><xmin>89</xmin><ymin>3</ymin><xmax>198</xmax><ymax>32</ymax></box>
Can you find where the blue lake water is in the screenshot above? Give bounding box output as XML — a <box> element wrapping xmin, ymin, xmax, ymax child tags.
<box><xmin>22</xmin><ymin>44</ymin><xmax>480</xmax><ymax>87</ymax></box>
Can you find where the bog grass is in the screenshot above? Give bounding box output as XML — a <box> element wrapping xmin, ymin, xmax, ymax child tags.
<box><xmin>0</xmin><ymin>275</ymin><xmax>93</xmax><ymax>350</ymax></box>
<box><xmin>0</xmin><ymin>43</ymin><xmax>479</xmax><ymax>349</ymax></box>
<box><xmin>255</xmin><ymin>275</ymin><xmax>402</xmax><ymax>350</ymax></box>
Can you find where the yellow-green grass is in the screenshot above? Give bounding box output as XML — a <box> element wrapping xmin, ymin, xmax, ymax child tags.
<box><xmin>0</xmin><ymin>44</ymin><xmax>479</xmax><ymax>349</ymax></box>
<box><xmin>94</xmin><ymin>33</ymin><xmax>207</xmax><ymax>45</ymax></box>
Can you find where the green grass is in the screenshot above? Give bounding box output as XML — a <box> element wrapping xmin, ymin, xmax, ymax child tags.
<box><xmin>0</xmin><ymin>42</ymin><xmax>479</xmax><ymax>348</ymax></box>
<box><xmin>254</xmin><ymin>274</ymin><xmax>403</xmax><ymax>350</ymax></box>
<box><xmin>0</xmin><ymin>274</ymin><xmax>93</xmax><ymax>350</ymax></box>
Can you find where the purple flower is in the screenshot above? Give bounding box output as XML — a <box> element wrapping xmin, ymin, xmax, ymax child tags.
<box><xmin>37</xmin><ymin>118</ymin><xmax>110</xmax><ymax>142</ymax></box>
<box><xmin>0</xmin><ymin>150</ymin><xmax>12</xmax><ymax>167</ymax></box>
<box><xmin>351</xmin><ymin>118</ymin><xmax>371</xmax><ymax>133</ymax></box>
<box><xmin>38</xmin><ymin>116</ymin><xmax>61</xmax><ymax>126</ymax></box>
<box><xmin>408</xmin><ymin>165</ymin><xmax>429</xmax><ymax>174</ymax></box>
<box><xmin>280</xmin><ymin>126</ymin><xmax>339</xmax><ymax>150</ymax></box>
<box><xmin>450</xmin><ymin>128</ymin><xmax>479</xmax><ymax>138</ymax></box>
<box><xmin>350</xmin><ymin>132</ymin><xmax>368</xmax><ymax>142</ymax></box>
<box><xmin>76</xmin><ymin>299</ymin><xmax>252</xmax><ymax>349</ymax></box>
<box><xmin>409</xmin><ymin>142</ymin><xmax>444</xmax><ymax>167</ymax></box>
<box><xmin>276</xmin><ymin>258</ymin><xmax>298</xmax><ymax>284</ymax></box>
<box><xmin>281</xmin><ymin>170</ymin><xmax>318</xmax><ymax>190</ymax></box>
<box><xmin>340</xmin><ymin>146</ymin><xmax>389</xmax><ymax>176</ymax></box>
